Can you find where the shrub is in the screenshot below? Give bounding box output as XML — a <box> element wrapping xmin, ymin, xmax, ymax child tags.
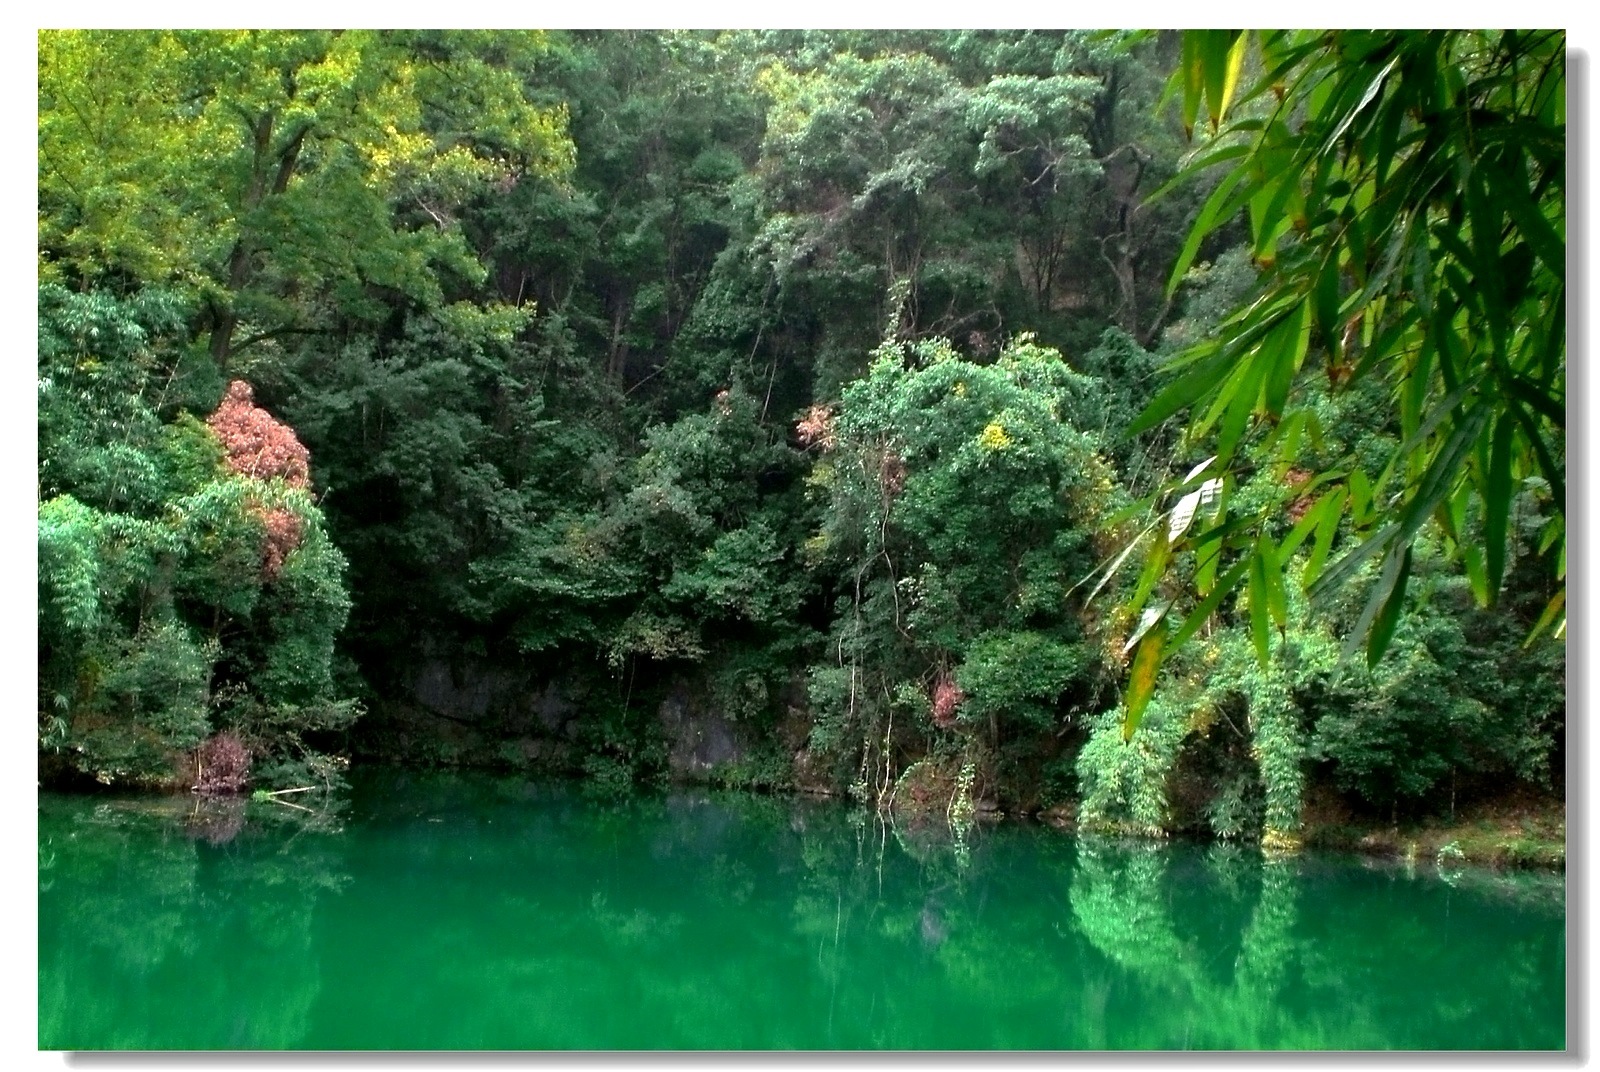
<box><xmin>195</xmin><ymin>731</ymin><xmax>252</xmax><ymax>794</ymax></box>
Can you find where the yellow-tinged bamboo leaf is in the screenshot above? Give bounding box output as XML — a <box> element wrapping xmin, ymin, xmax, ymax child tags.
<box><xmin>1122</xmin><ymin>627</ymin><xmax>1166</xmax><ymax>741</ymax></box>
<box><xmin>1524</xmin><ymin>590</ymin><xmax>1565</xmax><ymax>647</ymax></box>
<box><xmin>1262</xmin><ymin>538</ymin><xmax>1288</xmax><ymax>631</ymax></box>
<box><xmin>1462</xmin><ymin>544</ymin><xmax>1490</xmax><ymax>606</ymax></box>
<box><xmin>1217</xmin><ymin>32</ymin><xmax>1251</xmax><ymax>126</ymax></box>
<box><xmin>1123</xmin><ymin>599</ymin><xmax>1173</xmax><ymax>654</ymax></box>
<box><xmin>1348</xmin><ymin>468</ymin><xmax>1372</xmax><ymax>526</ymax></box>
<box><xmin>1180</xmin><ymin>33</ymin><xmax>1204</xmax><ymax>138</ymax></box>
<box><xmin>1126</xmin><ymin>529</ymin><xmax>1171</xmax><ymax>620</ymax></box>
<box><xmin>1200</xmin><ymin>32</ymin><xmax>1230</xmax><ymax>132</ymax></box>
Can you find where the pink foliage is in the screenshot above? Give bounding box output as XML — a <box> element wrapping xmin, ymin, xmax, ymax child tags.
<box><xmin>256</xmin><ymin>506</ymin><xmax>305</xmax><ymax>582</ymax></box>
<box><xmin>931</xmin><ymin>677</ymin><xmax>964</xmax><ymax>729</ymax></box>
<box><xmin>195</xmin><ymin>731</ymin><xmax>252</xmax><ymax>794</ymax></box>
<box><xmin>208</xmin><ymin>380</ymin><xmax>311</xmax><ymax>489</ymax></box>
<box><xmin>208</xmin><ymin>381</ymin><xmax>312</xmax><ymax>580</ymax></box>
<box><xmin>795</xmin><ymin>404</ymin><xmax>837</xmax><ymax>451</ymax></box>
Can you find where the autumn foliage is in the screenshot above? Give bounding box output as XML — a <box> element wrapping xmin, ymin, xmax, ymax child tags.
<box><xmin>208</xmin><ymin>381</ymin><xmax>311</xmax><ymax>579</ymax></box>
<box><xmin>931</xmin><ymin>676</ymin><xmax>964</xmax><ymax>729</ymax></box>
<box><xmin>256</xmin><ymin>506</ymin><xmax>305</xmax><ymax>582</ymax></box>
<box><xmin>194</xmin><ymin>730</ymin><xmax>252</xmax><ymax>794</ymax></box>
<box><xmin>795</xmin><ymin>404</ymin><xmax>837</xmax><ymax>451</ymax></box>
<box><xmin>208</xmin><ymin>380</ymin><xmax>311</xmax><ymax>488</ymax></box>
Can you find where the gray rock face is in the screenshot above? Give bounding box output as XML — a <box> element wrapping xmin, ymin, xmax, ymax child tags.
<box><xmin>658</xmin><ymin>687</ymin><xmax>745</xmax><ymax>775</ymax></box>
<box><xmin>410</xmin><ymin>660</ymin><xmax>517</xmax><ymax>723</ymax></box>
<box><xmin>406</xmin><ymin>646</ymin><xmax>575</xmax><ymax>736</ymax></box>
<box><xmin>358</xmin><ymin>650</ymin><xmax>825</xmax><ymax>791</ymax></box>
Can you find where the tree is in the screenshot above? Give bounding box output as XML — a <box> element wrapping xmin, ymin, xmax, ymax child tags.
<box><xmin>39</xmin><ymin>30</ymin><xmax>574</xmax><ymax>366</ymax></box>
<box><xmin>1108</xmin><ymin>30</ymin><xmax>1565</xmax><ymax>735</ymax></box>
<box><xmin>38</xmin><ymin>285</ymin><xmax>355</xmax><ymax>789</ymax></box>
<box><xmin>802</xmin><ymin>335</ymin><xmax>1124</xmax><ymax>802</ymax></box>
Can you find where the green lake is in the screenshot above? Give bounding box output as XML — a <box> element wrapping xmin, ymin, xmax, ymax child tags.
<box><xmin>39</xmin><ymin>769</ymin><xmax>1566</xmax><ymax>1050</ymax></box>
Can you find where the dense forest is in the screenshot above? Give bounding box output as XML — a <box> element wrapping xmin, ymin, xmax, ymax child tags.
<box><xmin>37</xmin><ymin>29</ymin><xmax>1565</xmax><ymax>846</ymax></box>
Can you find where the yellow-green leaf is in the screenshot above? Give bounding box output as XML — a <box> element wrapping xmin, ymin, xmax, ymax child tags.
<box><xmin>1122</xmin><ymin>627</ymin><xmax>1166</xmax><ymax>741</ymax></box>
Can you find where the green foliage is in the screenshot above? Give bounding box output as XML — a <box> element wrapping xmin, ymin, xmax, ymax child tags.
<box><xmin>955</xmin><ymin>631</ymin><xmax>1089</xmax><ymax>732</ymax></box>
<box><xmin>707</xmin><ymin>744</ymin><xmax>794</xmax><ymax>792</ymax></box>
<box><xmin>1075</xmin><ymin>695</ymin><xmax>1189</xmax><ymax>836</ymax></box>
<box><xmin>581</xmin><ymin>753</ymin><xmax>639</xmax><ymax>799</ymax></box>
<box><xmin>1110</xmin><ymin>31</ymin><xmax>1565</xmax><ymax>735</ymax></box>
<box><xmin>1197</xmin><ymin>627</ymin><xmax>1320</xmax><ymax>836</ymax></box>
<box><xmin>36</xmin><ymin>30</ymin><xmax>1562</xmax><ymax>828</ymax></box>
<box><xmin>1305</xmin><ymin>564</ymin><xmax>1563</xmax><ymax>813</ymax></box>
<box><xmin>38</xmin><ymin>286</ymin><xmax>354</xmax><ymax>787</ymax></box>
<box><xmin>40</xmin><ymin>30</ymin><xmax>574</xmax><ymax>363</ymax></box>
<box><xmin>804</xmin><ymin>334</ymin><xmax>1121</xmax><ymax>798</ymax></box>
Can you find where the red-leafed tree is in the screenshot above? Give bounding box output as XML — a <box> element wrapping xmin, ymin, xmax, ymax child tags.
<box><xmin>931</xmin><ymin>677</ymin><xmax>964</xmax><ymax>730</ymax></box>
<box><xmin>208</xmin><ymin>380</ymin><xmax>310</xmax><ymax>488</ymax></box>
<box><xmin>208</xmin><ymin>380</ymin><xmax>311</xmax><ymax>580</ymax></box>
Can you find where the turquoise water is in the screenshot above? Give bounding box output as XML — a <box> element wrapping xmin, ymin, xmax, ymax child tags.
<box><xmin>39</xmin><ymin>769</ymin><xmax>1566</xmax><ymax>1050</ymax></box>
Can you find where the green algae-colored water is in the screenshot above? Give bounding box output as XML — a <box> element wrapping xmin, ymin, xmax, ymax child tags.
<box><xmin>39</xmin><ymin>769</ymin><xmax>1566</xmax><ymax>1050</ymax></box>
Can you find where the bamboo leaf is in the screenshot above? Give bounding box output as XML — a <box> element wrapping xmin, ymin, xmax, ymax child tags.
<box><xmin>1325</xmin><ymin>55</ymin><xmax>1399</xmax><ymax>151</ymax></box>
<box><xmin>1261</xmin><ymin>537</ymin><xmax>1288</xmax><ymax>631</ymax></box>
<box><xmin>1483</xmin><ymin>412</ymin><xmax>1515</xmax><ymax>600</ymax></box>
<box><xmin>1365</xmin><ymin>545</ymin><xmax>1413</xmax><ymax>667</ymax></box>
<box><xmin>1280</xmin><ymin>488</ymin><xmax>1329</xmax><ymax>559</ymax></box>
<box><xmin>1122</xmin><ymin>626</ymin><xmax>1166</xmax><ymax>741</ymax></box>
<box><xmin>1126</xmin><ymin>530</ymin><xmax>1171</xmax><ymax>621</ymax></box>
<box><xmin>1165</xmin><ymin>167</ymin><xmax>1250</xmax><ymax>299</ymax></box>
<box><xmin>1216</xmin><ymin>352</ymin><xmax>1270</xmax><ymax>460</ymax></box>
<box><xmin>1180</xmin><ymin>32</ymin><xmax>1204</xmax><ymax>138</ymax></box>
<box><xmin>1123</xmin><ymin>599</ymin><xmax>1174</xmax><ymax>654</ymax></box>
<box><xmin>1524</xmin><ymin>590</ymin><xmax>1565</xmax><ymax>648</ymax></box>
<box><xmin>1310</xmin><ymin>521</ymin><xmax>1397</xmax><ymax>607</ymax></box>
<box><xmin>1466</xmin><ymin>168</ymin><xmax>1510</xmax><ymax>363</ymax></box>
<box><xmin>1082</xmin><ymin>522</ymin><xmax>1156</xmax><ymax>607</ymax></box>
<box><xmin>1496</xmin><ymin>152</ymin><xmax>1565</xmax><ymax>275</ymax></box>
<box><xmin>1146</xmin><ymin>143</ymin><xmax>1254</xmax><ymax>204</ymax></box>
<box><xmin>1126</xmin><ymin>348</ymin><xmax>1236</xmax><ymax>437</ymax></box>
<box><xmin>1169</xmin><ymin>557</ymin><xmax>1251</xmax><ymax>651</ymax></box>
<box><xmin>1508</xmin><ymin>398</ymin><xmax>1565</xmax><ymax>509</ymax></box>
<box><xmin>1248</xmin><ymin>549</ymin><xmax>1271</xmax><ymax>666</ymax></box>
<box><xmin>1301</xmin><ymin>486</ymin><xmax>1348</xmax><ymax>590</ymax></box>
<box><xmin>1216</xmin><ymin>31</ymin><xmax>1251</xmax><ymax>126</ymax></box>
<box><xmin>1261</xmin><ymin>298</ymin><xmax>1312</xmax><ymax>418</ymax></box>
<box><xmin>1182</xmin><ymin>455</ymin><xmax>1218</xmax><ymax>484</ymax></box>
<box><xmin>1201</xmin><ymin>31</ymin><xmax>1238</xmax><ymax>131</ymax></box>
<box><xmin>1462</xmin><ymin>544</ymin><xmax>1490</xmax><ymax>606</ymax></box>
<box><xmin>1339</xmin><ymin>541</ymin><xmax>1406</xmax><ymax>664</ymax></box>
<box><xmin>1348</xmin><ymin>468</ymin><xmax>1372</xmax><ymax>526</ymax></box>
<box><xmin>1502</xmin><ymin>372</ymin><xmax>1564</xmax><ymax>428</ymax></box>
<box><xmin>1168</xmin><ymin>477</ymin><xmax>1224</xmax><ymax>543</ymax></box>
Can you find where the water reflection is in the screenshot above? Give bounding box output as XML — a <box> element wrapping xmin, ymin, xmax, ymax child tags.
<box><xmin>39</xmin><ymin>792</ymin><xmax>349</xmax><ymax>1049</ymax></box>
<box><xmin>40</xmin><ymin>772</ymin><xmax>1564</xmax><ymax>1050</ymax></box>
